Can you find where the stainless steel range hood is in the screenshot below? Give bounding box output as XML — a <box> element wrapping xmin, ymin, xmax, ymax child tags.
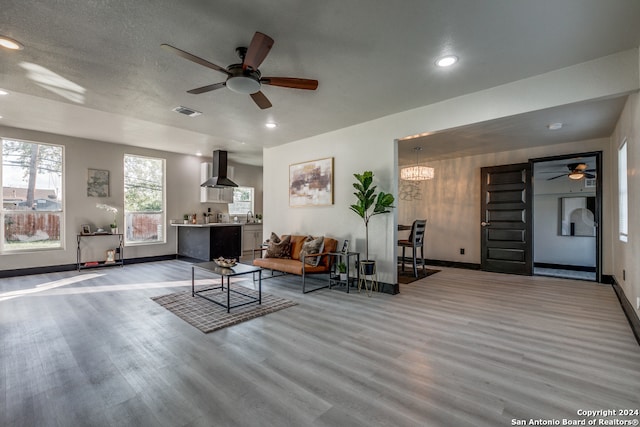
<box><xmin>201</xmin><ymin>150</ymin><xmax>238</xmax><ymax>188</ymax></box>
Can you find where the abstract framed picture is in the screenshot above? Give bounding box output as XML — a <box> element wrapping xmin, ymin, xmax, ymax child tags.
<box><xmin>289</xmin><ymin>157</ymin><xmax>334</xmax><ymax>207</ymax></box>
<box><xmin>87</xmin><ymin>168</ymin><xmax>109</xmax><ymax>197</ymax></box>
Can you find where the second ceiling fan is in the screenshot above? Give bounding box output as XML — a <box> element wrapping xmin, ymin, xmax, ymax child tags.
<box><xmin>161</xmin><ymin>32</ymin><xmax>318</xmax><ymax>109</ymax></box>
<box><xmin>546</xmin><ymin>162</ymin><xmax>596</xmax><ymax>181</ymax></box>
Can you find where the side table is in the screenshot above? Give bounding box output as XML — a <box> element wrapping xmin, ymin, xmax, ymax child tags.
<box><xmin>328</xmin><ymin>251</ymin><xmax>360</xmax><ymax>293</ymax></box>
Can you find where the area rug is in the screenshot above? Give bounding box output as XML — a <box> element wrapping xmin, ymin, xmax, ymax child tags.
<box><xmin>152</xmin><ymin>285</ymin><xmax>297</xmax><ymax>333</ymax></box>
<box><xmin>397</xmin><ymin>267</ymin><xmax>440</xmax><ymax>284</ymax></box>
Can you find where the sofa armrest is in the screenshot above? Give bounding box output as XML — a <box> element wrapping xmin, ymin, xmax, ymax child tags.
<box><xmin>301</xmin><ymin>251</ymin><xmax>335</xmax><ymax>271</ymax></box>
<box><xmin>253</xmin><ymin>246</ymin><xmax>267</xmax><ymax>260</ymax></box>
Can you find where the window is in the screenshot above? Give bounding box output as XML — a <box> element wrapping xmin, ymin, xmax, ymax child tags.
<box><xmin>228</xmin><ymin>187</ymin><xmax>254</xmax><ymax>215</ymax></box>
<box><xmin>1</xmin><ymin>138</ymin><xmax>64</xmax><ymax>252</ymax></box>
<box><xmin>124</xmin><ymin>154</ymin><xmax>165</xmax><ymax>244</ymax></box>
<box><xmin>618</xmin><ymin>139</ymin><xmax>628</xmax><ymax>242</ymax></box>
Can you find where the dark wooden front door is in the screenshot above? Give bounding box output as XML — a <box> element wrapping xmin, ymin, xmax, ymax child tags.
<box><xmin>480</xmin><ymin>163</ymin><xmax>532</xmax><ymax>275</ymax></box>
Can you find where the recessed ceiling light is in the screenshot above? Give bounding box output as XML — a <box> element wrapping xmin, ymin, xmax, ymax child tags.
<box><xmin>435</xmin><ymin>55</ymin><xmax>458</xmax><ymax>67</ymax></box>
<box><xmin>547</xmin><ymin>122</ymin><xmax>563</xmax><ymax>130</ymax></box>
<box><xmin>265</xmin><ymin>122</ymin><xmax>277</xmax><ymax>129</ymax></box>
<box><xmin>0</xmin><ymin>89</ymin><xmax>8</xmax><ymax>96</ymax></box>
<box><xmin>0</xmin><ymin>36</ymin><xmax>24</xmax><ymax>50</ymax></box>
<box><xmin>195</xmin><ymin>152</ymin><xmax>203</xmax><ymax>156</ymax></box>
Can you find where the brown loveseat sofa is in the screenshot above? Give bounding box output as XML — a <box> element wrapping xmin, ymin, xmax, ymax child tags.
<box><xmin>253</xmin><ymin>235</ymin><xmax>338</xmax><ymax>293</ymax></box>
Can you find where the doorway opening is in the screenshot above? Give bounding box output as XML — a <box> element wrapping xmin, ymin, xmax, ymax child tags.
<box><xmin>531</xmin><ymin>152</ymin><xmax>602</xmax><ymax>282</ymax></box>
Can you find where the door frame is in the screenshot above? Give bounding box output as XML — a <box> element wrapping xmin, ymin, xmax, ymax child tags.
<box><xmin>530</xmin><ymin>151</ymin><xmax>602</xmax><ymax>282</ymax></box>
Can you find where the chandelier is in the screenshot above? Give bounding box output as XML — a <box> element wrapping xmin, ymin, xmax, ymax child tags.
<box><xmin>401</xmin><ymin>147</ymin><xmax>434</xmax><ymax>181</ymax></box>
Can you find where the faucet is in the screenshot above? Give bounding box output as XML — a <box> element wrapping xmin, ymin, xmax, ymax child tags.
<box><xmin>246</xmin><ymin>210</ymin><xmax>254</xmax><ymax>223</ymax></box>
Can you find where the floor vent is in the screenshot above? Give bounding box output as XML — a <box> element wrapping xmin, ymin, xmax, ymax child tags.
<box><xmin>172</xmin><ymin>106</ymin><xmax>202</xmax><ymax>117</ymax></box>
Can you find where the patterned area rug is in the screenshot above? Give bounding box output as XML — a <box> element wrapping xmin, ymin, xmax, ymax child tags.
<box><xmin>152</xmin><ymin>285</ymin><xmax>297</xmax><ymax>333</ymax></box>
<box><xmin>397</xmin><ymin>267</ymin><xmax>440</xmax><ymax>284</ymax></box>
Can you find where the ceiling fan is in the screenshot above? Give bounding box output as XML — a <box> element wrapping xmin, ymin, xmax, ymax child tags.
<box><xmin>546</xmin><ymin>163</ymin><xmax>596</xmax><ymax>181</ymax></box>
<box><xmin>161</xmin><ymin>32</ymin><xmax>318</xmax><ymax>109</ymax></box>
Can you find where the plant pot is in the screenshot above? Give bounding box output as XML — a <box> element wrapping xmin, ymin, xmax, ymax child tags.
<box><xmin>183</xmin><ymin>220</ymin><xmax>188</xmax><ymax>224</ymax></box>
<box><xmin>339</xmin><ymin>273</ymin><xmax>347</xmax><ymax>281</ymax></box>
<box><xmin>111</xmin><ymin>227</ymin><xmax>118</xmax><ymax>234</ymax></box>
<box><xmin>360</xmin><ymin>260</ymin><xmax>376</xmax><ymax>276</ymax></box>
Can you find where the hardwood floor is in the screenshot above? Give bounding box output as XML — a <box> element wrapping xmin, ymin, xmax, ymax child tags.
<box><xmin>1</xmin><ymin>261</ymin><xmax>639</xmax><ymax>427</ymax></box>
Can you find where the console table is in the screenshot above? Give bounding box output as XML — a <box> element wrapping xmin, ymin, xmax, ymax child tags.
<box><xmin>76</xmin><ymin>233</ymin><xmax>124</xmax><ymax>270</ymax></box>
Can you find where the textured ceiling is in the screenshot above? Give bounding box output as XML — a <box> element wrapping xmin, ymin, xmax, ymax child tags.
<box><xmin>1</xmin><ymin>1</ymin><xmax>640</xmax><ymax>165</ymax></box>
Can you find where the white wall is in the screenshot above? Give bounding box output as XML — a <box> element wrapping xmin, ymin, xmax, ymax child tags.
<box><xmin>0</xmin><ymin>125</ymin><xmax>262</xmax><ymax>271</ymax></box>
<box><xmin>264</xmin><ymin>50</ymin><xmax>637</xmax><ymax>284</ymax></box>
<box><xmin>610</xmin><ymin>92</ymin><xmax>640</xmax><ymax>318</ymax></box>
<box><xmin>263</xmin><ymin>127</ymin><xmax>397</xmax><ymax>282</ymax></box>
<box><xmin>532</xmin><ymin>176</ymin><xmax>596</xmax><ymax>267</ymax></box>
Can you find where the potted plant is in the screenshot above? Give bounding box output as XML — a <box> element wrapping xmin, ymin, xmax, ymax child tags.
<box><xmin>96</xmin><ymin>203</ymin><xmax>119</xmax><ymax>234</ymax></box>
<box><xmin>183</xmin><ymin>214</ymin><xmax>189</xmax><ymax>224</ymax></box>
<box><xmin>349</xmin><ymin>171</ymin><xmax>395</xmax><ymax>274</ymax></box>
<box><xmin>337</xmin><ymin>262</ymin><xmax>347</xmax><ymax>281</ymax></box>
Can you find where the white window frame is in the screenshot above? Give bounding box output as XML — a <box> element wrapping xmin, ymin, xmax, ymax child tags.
<box><xmin>123</xmin><ymin>154</ymin><xmax>166</xmax><ymax>246</ymax></box>
<box><xmin>228</xmin><ymin>186</ymin><xmax>255</xmax><ymax>215</ymax></box>
<box><xmin>618</xmin><ymin>139</ymin><xmax>628</xmax><ymax>243</ymax></box>
<box><xmin>1</xmin><ymin>138</ymin><xmax>65</xmax><ymax>253</ymax></box>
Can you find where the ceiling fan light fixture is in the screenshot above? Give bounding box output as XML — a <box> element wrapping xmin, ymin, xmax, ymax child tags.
<box><xmin>568</xmin><ymin>172</ymin><xmax>584</xmax><ymax>180</ymax></box>
<box><xmin>226</xmin><ymin>76</ymin><xmax>261</xmax><ymax>94</ymax></box>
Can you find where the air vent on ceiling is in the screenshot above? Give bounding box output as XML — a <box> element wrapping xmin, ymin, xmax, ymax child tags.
<box><xmin>172</xmin><ymin>106</ymin><xmax>202</xmax><ymax>117</ymax></box>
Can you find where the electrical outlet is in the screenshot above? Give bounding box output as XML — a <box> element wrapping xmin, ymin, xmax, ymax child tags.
<box><xmin>460</xmin><ymin>248</ymin><xmax>465</xmax><ymax>255</ymax></box>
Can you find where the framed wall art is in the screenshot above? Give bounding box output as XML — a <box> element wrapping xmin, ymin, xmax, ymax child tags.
<box><xmin>87</xmin><ymin>168</ymin><xmax>110</xmax><ymax>197</ymax></box>
<box><xmin>289</xmin><ymin>157</ymin><xmax>334</xmax><ymax>207</ymax></box>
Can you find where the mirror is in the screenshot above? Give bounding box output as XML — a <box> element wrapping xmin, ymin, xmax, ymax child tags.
<box><xmin>559</xmin><ymin>196</ymin><xmax>595</xmax><ymax>236</ymax></box>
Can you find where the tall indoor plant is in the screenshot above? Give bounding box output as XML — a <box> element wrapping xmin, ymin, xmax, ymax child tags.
<box><xmin>349</xmin><ymin>171</ymin><xmax>395</xmax><ymax>271</ymax></box>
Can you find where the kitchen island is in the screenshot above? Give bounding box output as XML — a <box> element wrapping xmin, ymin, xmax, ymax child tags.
<box><xmin>171</xmin><ymin>223</ymin><xmax>242</xmax><ymax>262</ymax></box>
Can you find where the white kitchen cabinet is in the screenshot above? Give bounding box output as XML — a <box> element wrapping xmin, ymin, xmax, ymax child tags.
<box><xmin>243</xmin><ymin>224</ymin><xmax>263</xmax><ymax>255</ymax></box>
<box><xmin>200</xmin><ymin>163</ymin><xmax>234</xmax><ymax>203</ymax></box>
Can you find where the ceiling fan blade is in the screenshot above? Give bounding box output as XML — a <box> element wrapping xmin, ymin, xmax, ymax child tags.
<box><xmin>250</xmin><ymin>91</ymin><xmax>272</xmax><ymax>109</ymax></box>
<box><xmin>243</xmin><ymin>32</ymin><xmax>274</xmax><ymax>71</ymax></box>
<box><xmin>261</xmin><ymin>77</ymin><xmax>319</xmax><ymax>90</ymax></box>
<box><xmin>161</xmin><ymin>44</ymin><xmax>230</xmax><ymax>76</ymax></box>
<box><xmin>547</xmin><ymin>174</ymin><xmax>566</xmax><ymax>181</ymax></box>
<box><xmin>584</xmin><ymin>173</ymin><xmax>596</xmax><ymax>179</ymax></box>
<box><xmin>187</xmin><ymin>82</ymin><xmax>226</xmax><ymax>94</ymax></box>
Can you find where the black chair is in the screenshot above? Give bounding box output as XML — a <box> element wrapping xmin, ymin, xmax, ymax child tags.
<box><xmin>398</xmin><ymin>219</ymin><xmax>427</xmax><ymax>277</ymax></box>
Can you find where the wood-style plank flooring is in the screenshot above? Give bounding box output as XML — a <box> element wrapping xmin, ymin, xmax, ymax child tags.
<box><xmin>1</xmin><ymin>260</ymin><xmax>639</xmax><ymax>427</ymax></box>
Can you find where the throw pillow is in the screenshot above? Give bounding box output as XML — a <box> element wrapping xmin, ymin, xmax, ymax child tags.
<box><xmin>300</xmin><ymin>235</ymin><xmax>325</xmax><ymax>266</ymax></box>
<box><xmin>265</xmin><ymin>233</ymin><xmax>291</xmax><ymax>258</ymax></box>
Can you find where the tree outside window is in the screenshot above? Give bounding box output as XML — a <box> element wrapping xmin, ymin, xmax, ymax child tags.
<box><xmin>124</xmin><ymin>154</ymin><xmax>165</xmax><ymax>244</ymax></box>
<box><xmin>1</xmin><ymin>138</ymin><xmax>64</xmax><ymax>252</ymax></box>
<box><xmin>228</xmin><ymin>187</ymin><xmax>254</xmax><ymax>215</ymax></box>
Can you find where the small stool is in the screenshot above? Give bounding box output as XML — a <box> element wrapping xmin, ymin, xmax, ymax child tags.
<box><xmin>358</xmin><ymin>261</ymin><xmax>378</xmax><ymax>297</ymax></box>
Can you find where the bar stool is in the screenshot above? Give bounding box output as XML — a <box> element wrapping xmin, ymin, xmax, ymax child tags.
<box><xmin>398</xmin><ymin>219</ymin><xmax>426</xmax><ymax>277</ymax></box>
